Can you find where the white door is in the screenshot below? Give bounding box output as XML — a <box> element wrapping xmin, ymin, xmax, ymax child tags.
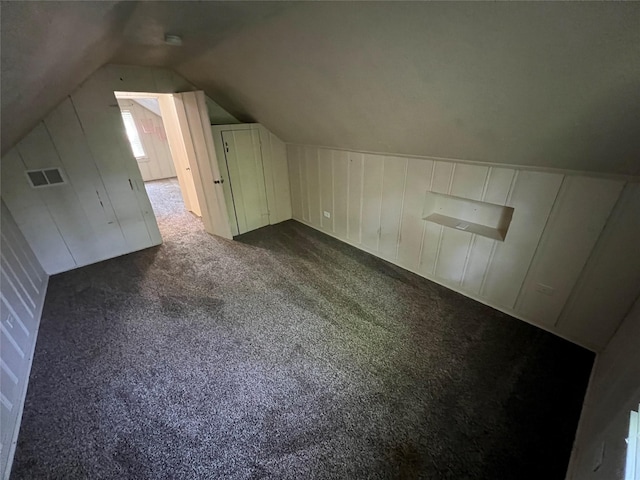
<box><xmin>169</xmin><ymin>92</ymin><xmax>232</xmax><ymax>239</ymax></box>
<box><xmin>157</xmin><ymin>95</ymin><xmax>201</xmax><ymax>216</ymax></box>
<box><xmin>222</xmin><ymin>129</ymin><xmax>270</xmax><ymax>234</ymax></box>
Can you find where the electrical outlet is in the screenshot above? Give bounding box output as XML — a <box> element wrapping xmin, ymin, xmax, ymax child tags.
<box><xmin>323</xmin><ymin>211</ymin><xmax>331</xmax><ymax>218</ymax></box>
<box><xmin>535</xmin><ymin>283</ymin><xmax>555</xmax><ymax>296</ymax></box>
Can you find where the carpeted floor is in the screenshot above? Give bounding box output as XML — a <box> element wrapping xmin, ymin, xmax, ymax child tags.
<box><xmin>12</xmin><ymin>178</ymin><xmax>594</xmax><ymax>480</ymax></box>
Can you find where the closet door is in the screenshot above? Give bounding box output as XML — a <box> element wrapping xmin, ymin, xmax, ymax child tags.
<box><xmin>221</xmin><ymin>129</ymin><xmax>269</xmax><ymax>234</ymax></box>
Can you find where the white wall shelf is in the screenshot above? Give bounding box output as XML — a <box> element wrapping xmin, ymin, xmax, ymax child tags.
<box><xmin>422</xmin><ymin>191</ymin><xmax>514</xmax><ymax>242</ymax></box>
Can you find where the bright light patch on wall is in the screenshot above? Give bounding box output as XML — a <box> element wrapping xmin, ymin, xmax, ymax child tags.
<box><xmin>120</xmin><ymin>110</ymin><xmax>146</xmax><ymax>159</ymax></box>
<box><xmin>626</xmin><ymin>404</ymin><xmax>640</xmax><ymax>480</ymax></box>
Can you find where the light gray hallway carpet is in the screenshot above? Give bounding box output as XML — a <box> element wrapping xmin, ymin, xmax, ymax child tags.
<box><xmin>12</xmin><ymin>178</ymin><xmax>593</xmax><ymax>480</ymax></box>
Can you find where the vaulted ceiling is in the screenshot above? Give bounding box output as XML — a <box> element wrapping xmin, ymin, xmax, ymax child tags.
<box><xmin>2</xmin><ymin>1</ymin><xmax>639</xmax><ymax>174</ymax></box>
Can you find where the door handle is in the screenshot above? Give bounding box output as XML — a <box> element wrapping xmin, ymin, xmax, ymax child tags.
<box><xmin>214</xmin><ymin>179</ymin><xmax>224</xmax><ymax>184</ymax></box>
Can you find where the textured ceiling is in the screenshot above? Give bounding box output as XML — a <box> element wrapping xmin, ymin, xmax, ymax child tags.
<box><xmin>1</xmin><ymin>1</ymin><xmax>136</xmax><ymax>155</ymax></box>
<box><xmin>2</xmin><ymin>2</ymin><xmax>640</xmax><ymax>174</ymax></box>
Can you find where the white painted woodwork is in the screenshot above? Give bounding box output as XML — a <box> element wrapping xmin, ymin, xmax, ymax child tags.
<box><xmin>565</xmin><ymin>296</ymin><xmax>640</xmax><ymax>480</ymax></box>
<box><xmin>175</xmin><ymin>92</ymin><xmax>232</xmax><ymax>240</ymax></box>
<box><xmin>212</xmin><ymin>124</ymin><xmax>292</xmax><ymax>236</ymax></box>
<box><xmin>332</xmin><ymin>150</ymin><xmax>349</xmax><ymax>239</ymax></box>
<box><xmin>397</xmin><ymin>158</ymin><xmax>433</xmax><ymax>270</ymax></box>
<box><xmin>1</xmin><ymin>64</ymin><xmax>237</xmax><ymax>274</ymax></box>
<box><xmin>516</xmin><ymin>176</ymin><xmax>624</xmax><ymax>328</ymax></box>
<box><xmin>0</xmin><ymin>201</ymin><xmax>48</xmax><ymax>480</ymax></box>
<box><xmin>361</xmin><ymin>154</ymin><xmax>384</xmax><ymax>252</ymax></box>
<box><xmin>480</xmin><ymin>171</ymin><xmax>563</xmax><ymax>309</ymax></box>
<box><xmin>43</xmin><ymin>98</ymin><xmax>128</xmax><ymax>261</ymax></box>
<box><xmin>71</xmin><ymin>66</ymin><xmax>161</xmax><ymax>252</ymax></box>
<box><xmin>557</xmin><ymin>182</ymin><xmax>640</xmax><ymax>350</ymax></box>
<box><xmin>423</xmin><ymin>193</ymin><xmax>514</xmax><ymax>241</ymax></box>
<box><xmin>1</xmin><ymin>149</ymin><xmax>76</xmax><ymax>274</ymax></box>
<box><xmin>303</xmin><ymin>147</ymin><xmax>320</xmax><ymax>228</ymax></box>
<box><xmin>258</xmin><ymin>126</ymin><xmax>292</xmax><ymax>225</ymax></box>
<box><xmin>222</xmin><ymin>129</ymin><xmax>269</xmax><ymax>234</ymax></box>
<box><xmin>116</xmin><ymin>99</ymin><xmax>177</xmax><ymax>181</ymax></box>
<box><xmin>156</xmin><ymin>95</ymin><xmax>201</xmax><ymax>216</ymax></box>
<box><xmin>347</xmin><ymin>152</ymin><xmax>363</xmax><ymax>244</ymax></box>
<box><xmin>318</xmin><ymin>149</ymin><xmax>334</xmax><ymax>233</ymax></box>
<box><xmin>299</xmin><ymin>146</ymin><xmax>310</xmax><ymax>223</ymax></box>
<box><xmin>287</xmin><ymin>145</ymin><xmax>303</xmax><ymax>223</ymax></box>
<box><xmin>378</xmin><ymin>156</ymin><xmax>406</xmax><ymax>260</ymax></box>
<box><xmin>287</xmin><ymin>144</ymin><xmax>635</xmax><ymax>350</ymax></box>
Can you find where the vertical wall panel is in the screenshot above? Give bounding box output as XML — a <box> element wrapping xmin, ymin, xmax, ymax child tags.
<box><xmin>449</xmin><ymin>164</ymin><xmax>489</xmax><ymax>200</ymax></box>
<box><xmin>557</xmin><ymin>182</ymin><xmax>640</xmax><ymax>349</ymax></box>
<box><xmin>461</xmin><ymin>167</ymin><xmax>516</xmax><ymax>293</ymax></box>
<box><xmin>221</xmin><ymin>129</ymin><xmax>269</xmax><ymax>234</ymax></box>
<box><xmin>379</xmin><ymin>156</ymin><xmax>407</xmax><ymax>260</ymax></box>
<box><xmin>483</xmin><ymin>167</ymin><xmax>516</xmax><ymax>205</ymax></box>
<box><xmin>44</xmin><ymin>99</ymin><xmax>128</xmax><ymax>261</ymax></box>
<box><xmin>260</xmin><ymin>128</ymin><xmax>292</xmax><ymax>224</ymax></box>
<box><xmin>360</xmin><ymin>154</ymin><xmax>384</xmax><ymax>251</ymax></box>
<box><xmin>430</xmin><ymin>161</ymin><xmax>454</xmax><ymax>193</ymax></box>
<box><xmin>1</xmin><ymin>149</ymin><xmax>75</xmax><ymax>274</ymax></box>
<box><xmin>287</xmin><ymin>145</ymin><xmax>303</xmax><ymax>221</ymax></box>
<box><xmin>16</xmin><ymin>124</ymin><xmax>102</xmax><ymax>267</ymax></box>
<box><xmin>347</xmin><ymin>152</ymin><xmax>363</xmax><ymax>244</ymax></box>
<box><xmin>420</xmin><ymin>161</ymin><xmax>454</xmax><ymax>275</ymax></box>
<box><xmin>2</xmin><ymin>65</ymin><xmax>239</xmax><ymax>276</ymax></box>
<box><xmin>481</xmin><ymin>171</ymin><xmax>564</xmax><ymax>309</ymax></box>
<box><xmin>332</xmin><ymin>150</ymin><xmax>349</xmax><ymax>238</ymax></box>
<box><xmin>460</xmin><ymin>236</ymin><xmax>495</xmax><ymax>294</ymax></box>
<box><xmin>116</xmin><ymin>99</ymin><xmax>176</xmax><ymax>181</ymax></box>
<box><xmin>285</xmin><ymin>144</ymin><xmax>631</xmax><ymax>351</ymax></box>
<box><xmin>318</xmin><ymin>149</ymin><xmax>334</xmax><ymax>232</ymax></box>
<box><xmin>0</xmin><ymin>201</ymin><xmax>48</xmax><ymax>480</ymax></box>
<box><xmin>71</xmin><ymin>70</ymin><xmax>156</xmax><ymax>251</ymax></box>
<box><xmin>299</xmin><ymin>147</ymin><xmax>310</xmax><ymax>222</ymax></box>
<box><xmin>516</xmin><ymin>176</ymin><xmax>624</xmax><ymax>326</ymax></box>
<box><xmin>434</xmin><ymin>164</ymin><xmax>488</xmax><ymax>284</ymax></box>
<box><xmin>397</xmin><ymin>158</ymin><xmax>433</xmax><ymax>270</ymax></box>
<box><xmin>305</xmin><ymin>146</ymin><xmax>321</xmax><ymax>228</ymax></box>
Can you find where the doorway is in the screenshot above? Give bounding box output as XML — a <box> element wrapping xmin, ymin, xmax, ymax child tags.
<box><xmin>114</xmin><ymin>92</ymin><xmax>201</xmax><ymax>226</ymax></box>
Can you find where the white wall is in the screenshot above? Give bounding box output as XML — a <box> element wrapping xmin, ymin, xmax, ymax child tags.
<box><xmin>566</xmin><ymin>295</ymin><xmax>640</xmax><ymax>480</ymax></box>
<box><xmin>287</xmin><ymin>144</ymin><xmax>639</xmax><ymax>350</ymax></box>
<box><xmin>0</xmin><ymin>64</ymin><xmax>238</xmax><ymax>275</ymax></box>
<box><xmin>212</xmin><ymin>123</ymin><xmax>292</xmax><ymax>236</ymax></box>
<box><xmin>116</xmin><ymin>98</ymin><xmax>176</xmax><ymax>181</ymax></box>
<box><xmin>0</xmin><ymin>201</ymin><xmax>48</xmax><ymax>479</ymax></box>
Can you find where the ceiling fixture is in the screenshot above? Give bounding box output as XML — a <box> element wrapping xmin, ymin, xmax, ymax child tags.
<box><xmin>164</xmin><ymin>34</ymin><xmax>183</xmax><ymax>46</ymax></box>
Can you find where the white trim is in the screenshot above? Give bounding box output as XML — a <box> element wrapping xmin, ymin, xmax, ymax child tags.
<box><xmin>286</xmin><ymin>142</ymin><xmax>640</xmax><ymax>183</ymax></box>
<box><xmin>626</xmin><ymin>405</ymin><xmax>640</xmax><ymax>480</ymax></box>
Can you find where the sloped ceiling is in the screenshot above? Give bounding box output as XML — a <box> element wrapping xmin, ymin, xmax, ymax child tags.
<box><xmin>0</xmin><ymin>1</ymin><xmax>137</xmax><ymax>155</ymax></box>
<box><xmin>2</xmin><ymin>2</ymin><xmax>640</xmax><ymax>174</ymax></box>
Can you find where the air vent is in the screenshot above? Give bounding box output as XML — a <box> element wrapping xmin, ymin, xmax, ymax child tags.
<box><xmin>26</xmin><ymin>168</ymin><xmax>66</xmax><ymax>188</ymax></box>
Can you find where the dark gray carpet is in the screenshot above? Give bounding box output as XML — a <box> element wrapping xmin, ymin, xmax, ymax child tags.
<box><xmin>12</xmin><ymin>178</ymin><xmax>593</xmax><ymax>480</ymax></box>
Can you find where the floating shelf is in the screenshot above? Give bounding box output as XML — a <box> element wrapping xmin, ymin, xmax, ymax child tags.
<box><xmin>422</xmin><ymin>192</ymin><xmax>514</xmax><ymax>241</ymax></box>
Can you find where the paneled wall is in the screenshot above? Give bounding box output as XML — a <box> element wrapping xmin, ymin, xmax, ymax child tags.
<box><xmin>116</xmin><ymin>99</ymin><xmax>176</xmax><ymax>181</ymax></box>
<box><xmin>0</xmin><ymin>201</ymin><xmax>48</xmax><ymax>479</ymax></box>
<box><xmin>212</xmin><ymin>124</ymin><xmax>292</xmax><ymax>236</ymax></box>
<box><xmin>287</xmin><ymin>144</ymin><xmax>637</xmax><ymax>350</ymax></box>
<box><xmin>0</xmin><ymin>65</ymin><xmax>238</xmax><ymax>275</ymax></box>
<box><xmin>566</xmin><ymin>295</ymin><xmax>640</xmax><ymax>480</ymax></box>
